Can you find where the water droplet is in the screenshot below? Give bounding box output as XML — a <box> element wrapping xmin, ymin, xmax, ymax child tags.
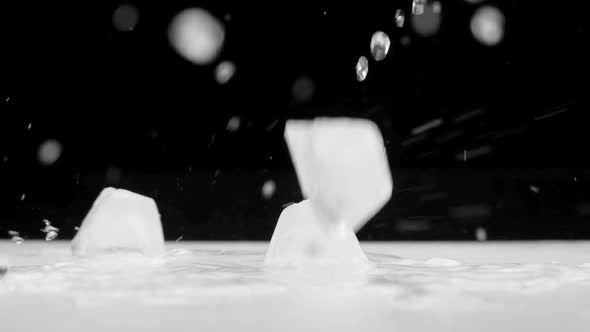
<box><xmin>355</xmin><ymin>56</ymin><xmax>369</xmax><ymax>81</ymax></box>
<box><xmin>395</xmin><ymin>9</ymin><xmax>405</xmax><ymax>27</ymax></box>
<box><xmin>400</xmin><ymin>35</ymin><xmax>411</xmax><ymax>46</ymax></box>
<box><xmin>2</xmin><ymin>156</ymin><xmax>7</xmax><ymax>163</ymax></box>
<box><xmin>168</xmin><ymin>8</ymin><xmax>225</xmax><ymax>65</ymax></box>
<box><xmin>74</xmin><ymin>226</ymin><xmax>80</xmax><ymax>231</ymax></box>
<box><xmin>411</xmin><ymin>3</ymin><xmax>442</xmax><ymax>37</ymax></box>
<box><xmin>113</xmin><ymin>3</ymin><xmax>139</xmax><ymax>32</ymax></box>
<box><xmin>475</xmin><ymin>227</ymin><xmax>487</xmax><ymax>241</ymax></box>
<box><xmin>215</xmin><ymin>61</ymin><xmax>236</xmax><ymax>84</ymax></box>
<box><xmin>37</xmin><ymin>139</ymin><xmax>62</xmax><ymax>166</ymax></box>
<box><xmin>226</xmin><ymin>116</ymin><xmax>241</xmax><ymax>132</ymax></box>
<box><xmin>292</xmin><ymin>76</ymin><xmax>315</xmax><ymax>102</ymax></box>
<box><xmin>574</xmin><ymin>177</ymin><xmax>578</xmax><ymax>182</ymax></box>
<box><xmin>370</xmin><ymin>31</ymin><xmax>391</xmax><ymax>61</ymax></box>
<box><xmin>27</xmin><ymin>122</ymin><xmax>32</xmax><ymax>130</ymax></box>
<box><xmin>471</xmin><ymin>6</ymin><xmax>505</xmax><ymax>46</ymax></box>
<box><xmin>176</xmin><ymin>235</ymin><xmax>184</xmax><ymax>242</ymax></box>
<box><xmin>45</xmin><ymin>231</ymin><xmax>58</xmax><ymax>241</ymax></box>
<box><xmin>432</xmin><ymin>1</ymin><xmax>442</xmax><ymax>14</ymax></box>
<box><xmin>20</xmin><ymin>194</ymin><xmax>25</xmax><ymax>201</ymax></box>
<box><xmin>530</xmin><ymin>185</ymin><xmax>540</xmax><ymax>193</ymax></box>
<box><xmin>261</xmin><ymin>180</ymin><xmax>276</xmax><ymax>199</ymax></box>
<box><xmin>412</xmin><ymin>0</ymin><xmax>426</xmax><ymax>15</ymax></box>
<box><xmin>105</xmin><ymin>166</ymin><xmax>122</xmax><ymax>185</ymax></box>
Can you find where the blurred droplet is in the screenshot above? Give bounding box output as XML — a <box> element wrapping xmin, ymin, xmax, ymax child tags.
<box><xmin>45</xmin><ymin>231</ymin><xmax>58</xmax><ymax>241</ymax></box>
<box><xmin>106</xmin><ymin>166</ymin><xmax>122</xmax><ymax>185</ymax></box>
<box><xmin>471</xmin><ymin>6</ymin><xmax>505</xmax><ymax>46</ymax></box>
<box><xmin>74</xmin><ymin>226</ymin><xmax>80</xmax><ymax>231</ymax></box>
<box><xmin>475</xmin><ymin>227</ymin><xmax>487</xmax><ymax>241</ymax></box>
<box><xmin>432</xmin><ymin>1</ymin><xmax>442</xmax><ymax>14</ymax></box>
<box><xmin>261</xmin><ymin>180</ymin><xmax>276</xmax><ymax>199</ymax></box>
<box><xmin>370</xmin><ymin>31</ymin><xmax>391</xmax><ymax>61</ymax></box>
<box><xmin>411</xmin><ymin>3</ymin><xmax>442</xmax><ymax>37</ymax></box>
<box><xmin>8</xmin><ymin>231</ymin><xmax>23</xmax><ymax>244</ymax></box>
<box><xmin>292</xmin><ymin>76</ymin><xmax>315</xmax><ymax>102</ymax></box>
<box><xmin>223</xmin><ymin>13</ymin><xmax>232</xmax><ymax>22</ymax></box>
<box><xmin>20</xmin><ymin>194</ymin><xmax>25</xmax><ymax>201</ymax></box>
<box><xmin>2</xmin><ymin>156</ymin><xmax>7</xmax><ymax>163</ymax></box>
<box><xmin>168</xmin><ymin>8</ymin><xmax>225</xmax><ymax>65</ymax></box>
<box><xmin>226</xmin><ymin>116</ymin><xmax>241</xmax><ymax>132</ymax></box>
<box><xmin>113</xmin><ymin>3</ymin><xmax>139</xmax><ymax>32</ymax></box>
<box><xmin>530</xmin><ymin>185</ymin><xmax>540</xmax><ymax>193</ymax></box>
<box><xmin>215</xmin><ymin>61</ymin><xmax>236</xmax><ymax>84</ymax></box>
<box><xmin>355</xmin><ymin>56</ymin><xmax>369</xmax><ymax>81</ymax></box>
<box><xmin>465</xmin><ymin>0</ymin><xmax>484</xmax><ymax>4</ymax></box>
<box><xmin>400</xmin><ymin>36</ymin><xmax>411</xmax><ymax>46</ymax></box>
<box><xmin>27</xmin><ymin>122</ymin><xmax>32</xmax><ymax>130</ymax></box>
<box><xmin>176</xmin><ymin>236</ymin><xmax>184</xmax><ymax>242</ymax></box>
<box><xmin>37</xmin><ymin>139</ymin><xmax>62</xmax><ymax>166</ymax></box>
<box><xmin>412</xmin><ymin>0</ymin><xmax>426</xmax><ymax>15</ymax></box>
<box><xmin>395</xmin><ymin>9</ymin><xmax>405</xmax><ymax>27</ymax></box>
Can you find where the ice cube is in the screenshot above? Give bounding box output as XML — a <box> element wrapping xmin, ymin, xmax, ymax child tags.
<box><xmin>284</xmin><ymin>118</ymin><xmax>393</xmax><ymax>232</ymax></box>
<box><xmin>71</xmin><ymin>188</ymin><xmax>165</xmax><ymax>257</ymax></box>
<box><xmin>265</xmin><ymin>200</ymin><xmax>368</xmax><ymax>266</ymax></box>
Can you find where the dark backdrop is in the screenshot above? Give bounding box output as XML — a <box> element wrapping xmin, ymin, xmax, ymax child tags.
<box><xmin>1</xmin><ymin>1</ymin><xmax>589</xmax><ymax>240</ymax></box>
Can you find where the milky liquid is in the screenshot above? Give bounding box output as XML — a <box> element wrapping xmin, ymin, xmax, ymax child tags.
<box><xmin>1</xmin><ymin>241</ymin><xmax>590</xmax><ymax>332</ymax></box>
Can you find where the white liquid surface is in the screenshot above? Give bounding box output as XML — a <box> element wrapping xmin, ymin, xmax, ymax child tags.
<box><xmin>1</xmin><ymin>241</ymin><xmax>590</xmax><ymax>331</ymax></box>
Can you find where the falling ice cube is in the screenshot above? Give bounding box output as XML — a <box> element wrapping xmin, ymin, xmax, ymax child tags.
<box><xmin>265</xmin><ymin>200</ymin><xmax>368</xmax><ymax>267</ymax></box>
<box><xmin>266</xmin><ymin>118</ymin><xmax>393</xmax><ymax>267</ymax></box>
<box><xmin>71</xmin><ymin>187</ymin><xmax>165</xmax><ymax>257</ymax></box>
<box><xmin>395</xmin><ymin>9</ymin><xmax>405</xmax><ymax>28</ymax></box>
<box><xmin>284</xmin><ymin>118</ymin><xmax>393</xmax><ymax>232</ymax></box>
<box><xmin>355</xmin><ymin>56</ymin><xmax>369</xmax><ymax>82</ymax></box>
<box><xmin>370</xmin><ymin>31</ymin><xmax>391</xmax><ymax>61</ymax></box>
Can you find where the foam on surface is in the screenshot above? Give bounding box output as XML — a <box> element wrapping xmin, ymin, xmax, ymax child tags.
<box><xmin>71</xmin><ymin>188</ymin><xmax>165</xmax><ymax>257</ymax></box>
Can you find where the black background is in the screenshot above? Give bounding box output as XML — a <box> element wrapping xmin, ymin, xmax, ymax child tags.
<box><xmin>1</xmin><ymin>1</ymin><xmax>589</xmax><ymax>240</ymax></box>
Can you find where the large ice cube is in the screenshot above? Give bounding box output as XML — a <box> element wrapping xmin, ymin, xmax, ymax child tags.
<box><xmin>71</xmin><ymin>188</ymin><xmax>165</xmax><ymax>257</ymax></box>
<box><xmin>265</xmin><ymin>200</ymin><xmax>368</xmax><ymax>266</ymax></box>
<box><xmin>284</xmin><ymin>118</ymin><xmax>393</xmax><ymax>231</ymax></box>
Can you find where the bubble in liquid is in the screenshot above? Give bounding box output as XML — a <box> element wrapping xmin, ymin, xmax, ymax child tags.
<box><xmin>395</xmin><ymin>9</ymin><xmax>405</xmax><ymax>28</ymax></box>
<box><xmin>292</xmin><ymin>76</ymin><xmax>315</xmax><ymax>102</ymax></box>
<box><xmin>370</xmin><ymin>31</ymin><xmax>391</xmax><ymax>61</ymax></box>
<box><xmin>37</xmin><ymin>139</ymin><xmax>62</xmax><ymax>166</ymax></box>
<box><xmin>355</xmin><ymin>56</ymin><xmax>369</xmax><ymax>81</ymax></box>
<box><xmin>412</xmin><ymin>0</ymin><xmax>426</xmax><ymax>15</ymax></box>
<box><xmin>261</xmin><ymin>180</ymin><xmax>276</xmax><ymax>199</ymax></box>
<box><xmin>470</xmin><ymin>6</ymin><xmax>505</xmax><ymax>46</ymax></box>
<box><xmin>168</xmin><ymin>8</ymin><xmax>225</xmax><ymax>65</ymax></box>
<box><xmin>113</xmin><ymin>3</ymin><xmax>139</xmax><ymax>32</ymax></box>
<box><xmin>226</xmin><ymin>116</ymin><xmax>241</xmax><ymax>132</ymax></box>
<box><xmin>411</xmin><ymin>3</ymin><xmax>442</xmax><ymax>37</ymax></box>
<box><xmin>215</xmin><ymin>61</ymin><xmax>236</xmax><ymax>84</ymax></box>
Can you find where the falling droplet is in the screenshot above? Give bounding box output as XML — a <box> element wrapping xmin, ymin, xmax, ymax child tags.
<box><xmin>395</xmin><ymin>9</ymin><xmax>405</xmax><ymax>27</ymax></box>
<box><xmin>261</xmin><ymin>180</ymin><xmax>276</xmax><ymax>199</ymax></box>
<box><xmin>370</xmin><ymin>31</ymin><xmax>391</xmax><ymax>61</ymax></box>
<box><xmin>530</xmin><ymin>185</ymin><xmax>540</xmax><ymax>193</ymax></box>
<box><xmin>168</xmin><ymin>8</ymin><xmax>226</xmax><ymax>65</ymax></box>
<box><xmin>215</xmin><ymin>61</ymin><xmax>236</xmax><ymax>84</ymax></box>
<box><xmin>475</xmin><ymin>227</ymin><xmax>487</xmax><ymax>241</ymax></box>
<box><xmin>20</xmin><ymin>194</ymin><xmax>25</xmax><ymax>201</ymax></box>
<box><xmin>37</xmin><ymin>139</ymin><xmax>62</xmax><ymax>166</ymax></box>
<box><xmin>74</xmin><ymin>226</ymin><xmax>80</xmax><ymax>231</ymax></box>
<box><xmin>355</xmin><ymin>56</ymin><xmax>369</xmax><ymax>81</ymax></box>
<box><xmin>432</xmin><ymin>1</ymin><xmax>442</xmax><ymax>14</ymax></box>
<box><xmin>471</xmin><ymin>6</ymin><xmax>505</xmax><ymax>46</ymax></box>
<box><xmin>27</xmin><ymin>122</ymin><xmax>32</xmax><ymax>130</ymax></box>
<box><xmin>226</xmin><ymin>116</ymin><xmax>241</xmax><ymax>132</ymax></box>
<box><xmin>411</xmin><ymin>3</ymin><xmax>442</xmax><ymax>37</ymax></box>
<box><xmin>45</xmin><ymin>231</ymin><xmax>58</xmax><ymax>241</ymax></box>
<box><xmin>176</xmin><ymin>235</ymin><xmax>184</xmax><ymax>242</ymax></box>
<box><xmin>412</xmin><ymin>0</ymin><xmax>426</xmax><ymax>15</ymax></box>
<box><xmin>112</xmin><ymin>3</ymin><xmax>139</xmax><ymax>32</ymax></box>
<box><xmin>292</xmin><ymin>76</ymin><xmax>315</xmax><ymax>103</ymax></box>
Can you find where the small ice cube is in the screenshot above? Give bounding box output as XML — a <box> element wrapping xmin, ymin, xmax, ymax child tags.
<box><xmin>265</xmin><ymin>200</ymin><xmax>368</xmax><ymax>266</ymax></box>
<box><xmin>71</xmin><ymin>187</ymin><xmax>165</xmax><ymax>256</ymax></box>
<box><xmin>395</xmin><ymin>9</ymin><xmax>405</xmax><ymax>28</ymax></box>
